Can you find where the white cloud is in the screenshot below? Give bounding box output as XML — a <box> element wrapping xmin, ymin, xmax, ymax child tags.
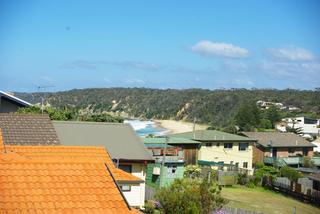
<box><xmin>259</xmin><ymin>60</ymin><xmax>320</xmax><ymax>78</ymax></box>
<box><xmin>267</xmin><ymin>46</ymin><xmax>315</xmax><ymax>61</ymax></box>
<box><xmin>190</xmin><ymin>40</ymin><xmax>249</xmax><ymax>58</ymax></box>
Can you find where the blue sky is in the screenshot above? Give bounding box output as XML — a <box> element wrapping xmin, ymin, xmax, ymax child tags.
<box><xmin>1</xmin><ymin>0</ymin><xmax>320</xmax><ymax>92</ymax></box>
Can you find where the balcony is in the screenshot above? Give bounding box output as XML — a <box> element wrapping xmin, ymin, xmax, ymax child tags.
<box><xmin>264</xmin><ymin>157</ymin><xmax>301</xmax><ymax>166</ymax></box>
<box><xmin>264</xmin><ymin>157</ymin><xmax>320</xmax><ymax>166</ymax></box>
<box><xmin>153</xmin><ymin>155</ymin><xmax>184</xmax><ymax>163</ymax></box>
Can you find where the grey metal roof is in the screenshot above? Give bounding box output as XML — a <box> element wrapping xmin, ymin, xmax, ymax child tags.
<box><xmin>53</xmin><ymin>121</ymin><xmax>153</xmax><ymax>161</ymax></box>
<box><xmin>0</xmin><ymin>91</ymin><xmax>32</xmax><ymax>107</ymax></box>
<box><xmin>242</xmin><ymin>132</ymin><xmax>315</xmax><ymax>148</ymax></box>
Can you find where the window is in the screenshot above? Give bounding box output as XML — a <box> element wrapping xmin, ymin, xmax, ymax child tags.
<box><xmin>167</xmin><ymin>165</ymin><xmax>177</xmax><ymax>178</ymax></box>
<box><xmin>224</xmin><ymin>143</ymin><xmax>233</xmax><ymax>149</ymax></box>
<box><xmin>152</xmin><ymin>149</ymin><xmax>161</xmax><ymax>156</ymax></box>
<box><xmin>288</xmin><ymin>148</ymin><xmax>295</xmax><ymax>153</ymax></box>
<box><xmin>119</xmin><ymin>165</ymin><xmax>132</xmax><ymax>173</ymax></box>
<box><xmin>243</xmin><ymin>162</ymin><xmax>248</xmax><ymax>168</ymax></box>
<box><xmin>305</xmin><ymin>118</ymin><xmax>317</xmax><ymax>124</ymax></box>
<box><xmin>239</xmin><ymin>143</ymin><xmax>249</xmax><ymax>151</ymax></box>
<box><xmin>120</xmin><ymin>185</ymin><xmax>131</xmax><ymax>192</ymax></box>
<box><xmin>216</xmin><ymin>143</ymin><xmax>220</xmax><ymax>147</ymax></box>
<box><xmin>235</xmin><ymin>162</ymin><xmax>239</xmax><ymax>168</ymax></box>
<box><xmin>205</xmin><ymin>143</ymin><xmax>212</xmax><ymax>147</ymax></box>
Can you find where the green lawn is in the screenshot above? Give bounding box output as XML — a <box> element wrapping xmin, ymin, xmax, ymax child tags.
<box><xmin>222</xmin><ymin>185</ymin><xmax>320</xmax><ymax>214</ymax></box>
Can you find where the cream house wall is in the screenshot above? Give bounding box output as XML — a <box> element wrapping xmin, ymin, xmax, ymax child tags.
<box><xmin>120</xmin><ymin>163</ymin><xmax>146</xmax><ymax>209</ymax></box>
<box><xmin>198</xmin><ymin>142</ymin><xmax>253</xmax><ymax>174</ymax></box>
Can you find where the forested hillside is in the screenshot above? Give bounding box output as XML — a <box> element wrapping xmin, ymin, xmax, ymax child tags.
<box><xmin>16</xmin><ymin>88</ymin><xmax>320</xmax><ymax>127</ymax></box>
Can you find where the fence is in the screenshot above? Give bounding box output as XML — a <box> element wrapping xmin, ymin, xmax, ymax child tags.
<box><xmin>217</xmin><ymin>171</ymin><xmax>238</xmax><ymax>186</ymax></box>
<box><xmin>213</xmin><ymin>207</ymin><xmax>263</xmax><ymax>214</ymax></box>
<box><xmin>269</xmin><ymin>177</ymin><xmax>320</xmax><ymax>206</ymax></box>
<box><xmin>145</xmin><ymin>185</ymin><xmax>156</xmax><ymax>201</ymax></box>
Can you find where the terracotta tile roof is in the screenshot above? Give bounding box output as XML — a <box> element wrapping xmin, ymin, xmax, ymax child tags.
<box><xmin>0</xmin><ymin>130</ymin><xmax>141</xmax><ymax>213</ymax></box>
<box><xmin>0</xmin><ymin>113</ymin><xmax>60</xmax><ymax>145</ymax></box>
<box><xmin>3</xmin><ymin>145</ymin><xmax>142</xmax><ymax>182</ymax></box>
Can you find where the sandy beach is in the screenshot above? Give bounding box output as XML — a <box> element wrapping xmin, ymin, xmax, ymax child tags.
<box><xmin>154</xmin><ymin>119</ymin><xmax>209</xmax><ymax>134</ymax></box>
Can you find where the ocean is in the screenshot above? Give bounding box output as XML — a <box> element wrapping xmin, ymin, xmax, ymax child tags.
<box><xmin>123</xmin><ymin>119</ymin><xmax>167</xmax><ymax>137</ymax></box>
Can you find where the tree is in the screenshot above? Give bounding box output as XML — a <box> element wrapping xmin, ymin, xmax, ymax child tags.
<box><xmin>302</xmin><ymin>156</ymin><xmax>315</xmax><ymax>168</ymax></box>
<box><xmin>17</xmin><ymin>106</ymin><xmax>74</xmax><ymax>121</ymax></box>
<box><xmin>184</xmin><ymin>165</ymin><xmax>202</xmax><ymax>178</ymax></box>
<box><xmin>264</xmin><ymin>106</ymin><xmax>281</xmax><ymax>128</ymax></box>
<box><xmin>84</xmin><ymin>113</ymin><xmax>124</xmax><ymax>123</ymax></box>
<box><xmin>279</xmin><ymin>166</ymin><xmax>303</xmax><ymax>182</ymax></box>
<box><xmin>155</xmin><ymin>178</ymin><xmax>226</xmax><ymax>214</ymax></box>
<box><xmin>286</xmin><ymin>126</ymin><xmax>303</xmax><ymax>135</ymax></box>
<box><xmin>286</xmin><ymin>118</ymin><xmax>304</xmax><ymax>135</ymax></box>
<box><xmin>234</xmin><ymin>103</ymin><xmax>261</xmax><ymax>131</ymax></box>
<box><xmin>259</xmin><ymin>118</ymin><xmax>273</xmax><ymax>129</ymax></box>
<box><xmin>17</xmin><ymin>106</ymin><xmax>123</xmax><ymax>123</ymax></box>
<box><xmin>254</xmin><ymin>165</ymin><xmax>279</xmax><ymax>186</ymax></box>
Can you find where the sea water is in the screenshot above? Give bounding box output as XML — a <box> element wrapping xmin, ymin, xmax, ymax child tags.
<box><xmin>124</xmin><ymin>119</ymin><xmax>167</xmax><ymax>137</ymax></box>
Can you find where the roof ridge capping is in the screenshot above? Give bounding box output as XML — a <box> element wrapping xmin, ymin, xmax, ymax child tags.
<box><xmin>171</xmin><ymin>129</ymin><xmax>256</xmax><ymax>141</ymax></box>
<box><xmin>52</xmin><ymin>120</ymin><xmax>129</xmax><ymax>126</ymax></box>
<box><xmin>0</xmin><ymin>112</ymin><xmax>50</xmax><ymax>117</ymax></box>
<box><xmin>0</xmin><ymin>90</ymin><xmax>32</xmax><ymax>106</ymax></box>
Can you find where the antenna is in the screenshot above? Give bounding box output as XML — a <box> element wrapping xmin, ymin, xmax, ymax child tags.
<box><xmin>37</xmin><ymin>85</ymin><xmax>55</xmax><ymax>114</ymax></box>
<box><xmin>193</xmin><ymin>117</ymin><xmax>197</xmax><ymax>139</ymax></box>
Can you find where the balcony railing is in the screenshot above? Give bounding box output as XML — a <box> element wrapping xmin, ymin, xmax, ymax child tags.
<box><xmin>153</xmin><ymin>155</ymin><xmax>184</xmax><ymax>163</ymax></box>
<box><xmin>264</xmin><ymin>157</ymin><xmax>320</xmax><ymax>166</ymax></box>
<box><xmin>264</xmin><ymin>157</ymin><xmax>301</xmax><ymax>166</ymax></box>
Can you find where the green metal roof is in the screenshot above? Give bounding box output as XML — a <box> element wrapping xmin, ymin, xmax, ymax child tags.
<box><xmin>144</xmin><ymin>143</ymin><xmax>174</xmax><ymax>148</ymax></box>
<box><xmin>143</xmin><ymin>137</ymin><xmax>200</xmax><ymax>144</ymax></box>
<box><xmin>170</xmin><ymin>130</ymin><xmax>255</xmax><ymax>142</ymax></box>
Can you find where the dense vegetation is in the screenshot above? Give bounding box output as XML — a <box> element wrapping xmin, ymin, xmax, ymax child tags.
<box><xmin>17</xmin><ymin>106</ymin><xmax>124</xmax><ymax>123</ymax></box>
<box><xmin>154</xmin><ymin>178</ymin><xmax>226</xmax><ymax>214</ymax></box>
<box><xmin>16</xmin><ymin>88</ymin><xmax>320</xmax><ymax>128</ymax></box>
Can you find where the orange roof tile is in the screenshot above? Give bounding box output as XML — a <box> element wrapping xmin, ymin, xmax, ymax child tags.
<box><xmin>4</xmin><ymin>145</ymin><xmax>142</xmax><ymax>182</ymax></box>
<box><xmin>0</xmin><ymin>129</ymin><xmax>141</xmax><ymax>213</ymax></box>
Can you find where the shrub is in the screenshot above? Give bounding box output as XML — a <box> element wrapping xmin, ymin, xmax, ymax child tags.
<box><xmin>237</xmin><ymin>173</ymin><xmax>248</xmax><ymax>185</ymax></box>
<box><xmin>184</xmin><ymin>165</ymin><xmax>202</xmax><ymax>178</ymax></box>
<box><xmin>302</xmin><ymin>156</ymin><xmax>315</xmax><ymax>168</ymax></box>
<box><xmin>144</xmin><ymin>201</ymin><xmax>156</xmax><ymax>214</ymax></box>
<box><xmin>279</xmin><ymin>166</ymin><xmax>303</xmax><ymax>182</ymax></box>
<box><xmin>246</xmin><ymin>181</ymin><xmax>256</xmax><ymax>188</ymax></box>
<box><xmin>254</xmin><ymin>166</ymin><xmax>279</xmax><ymax>186</ymax></box>
<box><xmin>255</xmin><ymin>162</ymin><xmax>265</xmax><ymax>169</ymax></box>
<box><xmin>155</xmin><ymin>178</ymin><xmax>226</xmax><ymax>214</ymax></box>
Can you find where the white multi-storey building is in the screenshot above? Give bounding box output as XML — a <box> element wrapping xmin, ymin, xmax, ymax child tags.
<box><xmin>277</xmin><ymin>117</ymin><xmax>320</xmax><ymax>138</ymax></box>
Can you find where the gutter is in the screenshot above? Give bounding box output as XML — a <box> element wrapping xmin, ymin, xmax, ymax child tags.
<box><xmin>104</xmin><ymin>163</ymin><xmax>132</xmax><ymax>210</ymax></box>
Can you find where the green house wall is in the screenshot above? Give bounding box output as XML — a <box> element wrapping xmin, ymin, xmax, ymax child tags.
<box><xmin>146</xmin><ymin>163</ymin><xmax>184</xmax><ymax>188</ymax></box>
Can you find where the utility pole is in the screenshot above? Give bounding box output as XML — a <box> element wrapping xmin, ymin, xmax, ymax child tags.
<box><xmin>193</xmin><ymin>117</ymin><xmax>197</xmax><ymax>139</ymax></box>
<box><xmin>160</xmin><ymin>136</ymin><xmax>168</xmax><ymax>187</ymax></box>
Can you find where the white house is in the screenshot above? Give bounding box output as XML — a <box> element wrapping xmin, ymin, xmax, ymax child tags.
<box><xmin>312</xmin><ymin>138</ymin><xmax>320</xmax><ymax>153</ymax></box>
<box><xmin>277</xmin><ymin>117</ymin><xmax>320</xmax><ymax>137</ymax></box>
